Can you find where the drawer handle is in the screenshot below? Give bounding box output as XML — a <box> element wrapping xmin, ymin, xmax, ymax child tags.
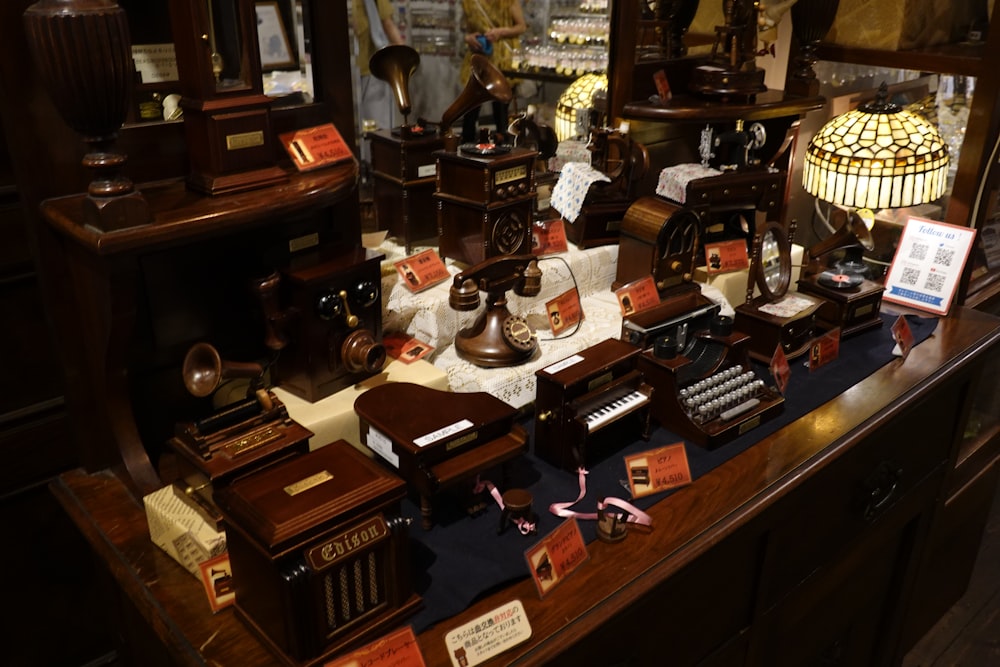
<box><xmin>860</xmin><ymin>461</ymin><xmax>903</xmax><ymax>522</ymax></box>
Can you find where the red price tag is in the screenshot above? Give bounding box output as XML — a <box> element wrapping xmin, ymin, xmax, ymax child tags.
<box><xmin>524</xmin><ymin>518</ymin><xmax>589</xmax><ymax>598</ymax></box>
<box><xmin>891</xmin><ymin>315</ymin><xmax>915</xmax><ymax>360</ymax></box>
<box><xmin>532</xmin><ymin>218</ymin><xmax>569</xmax><ymax>256</ymax></box>
<box><xmin>394</xmin><ymin>249</ymin><xmax>450</xmax><ymax>292</ymax></box>
<box><xmin>615</xmin><ymin>276</ymin><xmax>660</xmax><ymax>316</ymax></box>
<box><xmin>324</xmin><ymin>626</ymin><xmax>426</xmax><ymax>667</ymax></box>
<box><xmin>808</xmin><ymin>328</ymin><xmax>841</xmax><ymax>371</ymax></box>
<box><xmin>625</xmin><ymin>442</ymin><xmax>692</xmax><ymax>499</ymax></box>
<box><xmin>546</xmin><ymin>288</ymin><xmax>583</xmax><ymax>336</ymax></box>
<box><xmin>279</xmin><ymin>123</ymin><xmax>353</xmax><ymax>172</ymax></box>
<box><xmin>704</xmin><ymin>238</ymin><xmax>750</xmax><ymax>275</ymax></box>
<box><xmin>383</xmin><ymin>332</ymin><xmax>434</xmax><ymax>364</ymax></box>
<box><xmin>770</xmin><ymin>344</ymin><xmax>790</xmax><ymax>394</ymax></box>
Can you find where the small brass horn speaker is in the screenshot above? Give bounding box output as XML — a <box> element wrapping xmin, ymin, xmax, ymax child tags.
<box><xmin>369</xmin><ymin>44</ymin><xmax>420</xmax><ymax>129</ymax></box>
<box><xmin>439</xmin><ymin>54</ymin><xmax>512</xmax><ymax>150</ymax></box>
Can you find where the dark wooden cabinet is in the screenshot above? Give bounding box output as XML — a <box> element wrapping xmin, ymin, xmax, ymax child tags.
<box><xmin>48</xmin><ymin>306</ymin><xmax>1000</xmax><ymax>666</ymax></box>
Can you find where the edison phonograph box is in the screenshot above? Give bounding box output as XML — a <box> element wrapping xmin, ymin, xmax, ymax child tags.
<box><xmin>434</xmin><ymin>146</ymin><xmax>537</xmax><ymax>265</ymax></box>
<box><xmin>216</xmin><ymin>440</ymin><xmax>420</xmax><ymax>664</ymax></box>
<box><xmin>369</xmin><ymin>128</ymin><xmax>443</xmax><ymax>252</ymax></box>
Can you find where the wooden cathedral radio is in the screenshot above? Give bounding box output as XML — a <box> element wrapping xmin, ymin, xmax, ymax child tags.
<box><xmin>354</xmin><ymin>382</ymin><xmax>529</xmax><ymax>529</ymax></box>
<box><xmin>215</xmin><ymin>440</ymin><xmax>421</xmax><ymax>664</ymax></box>
<box><xmin>368</xmin><ymin>45</ymin><xmax>443</xmax><ymax>251</ymax></box>
<box><xmin>257</xmin><ymin>247</ymin><xmax>387</xmax><ymax>402</ymax></box>
<box><xmin>637</xmin><ymin>315</ymin><xmax>784</xmax><ymax>449</ymax></box>
<box><xmin>795</xmin><ymin>208</ymin><xmax>885</xmax><ymax>338</ymax></box>
<box><xmin>534</xmin><ymin>338</ymin><xmax>653</xmax><ymax>471</ymax></box>
<box><xmin>614</xmin><ymin>195</ymin><xmax>705</xmax><ymax>296</ymax></box>
<box><xmin>434</xmin><ymin>55</ymin><xmax>537</xmax><ymax>265</ymax></box>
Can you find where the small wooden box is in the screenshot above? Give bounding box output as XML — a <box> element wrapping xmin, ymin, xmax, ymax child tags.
<box><xmin>564</xmin><ymin>195</ymin><xmax>630</xmax><ymax>249</ymax></box>
<box><xmin>216</xmin><ymin>441</ymin><xmax>420</xmax><ymax>664</ymax></box>
<box><xmin>434</xmin><ymin>146</ymin><xmax>537</xmax><ymax>207</ymax></box>
<box><xmin>369</xmin><ymin>130</ymin><xmax>443</xmax><ymax>252</ymax></box>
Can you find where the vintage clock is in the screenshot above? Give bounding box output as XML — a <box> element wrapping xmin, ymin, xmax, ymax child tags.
<box><xmin>168</xmin><ymin>0</ymin><xmax>287</xmax><ymax>194</ymax></box>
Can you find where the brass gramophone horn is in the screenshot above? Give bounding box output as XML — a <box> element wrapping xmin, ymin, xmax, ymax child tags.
<box><xmin>369</xmin><ymin>44</ymin><xmax>421</xmax><ymax>124</ymax></box>
<box><xmin>440</xmin><ymin>54</ymin><xmax>513</xmax><ymax>143</ymax></box>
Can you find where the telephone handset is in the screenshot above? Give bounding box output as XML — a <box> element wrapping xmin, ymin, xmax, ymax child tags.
<box><xmin>449</xmin><ymin>254</ymin><xmax>542</xmax><ymax>367</ymax></box>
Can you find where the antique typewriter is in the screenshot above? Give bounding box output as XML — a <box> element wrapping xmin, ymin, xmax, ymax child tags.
<box><xmin>637</xmin><ymin>315</ymin><xmax>784</xmax><ymax>449</ymax></box>
<box><xmin>354</xmin><ymin>382</ymin><xmax>529</xmax><ymax>529</ymax></box>
<box><xmin>534</xmin><ymin>338</ymin><xmax>653</xmax><ymax>471</ymax></box>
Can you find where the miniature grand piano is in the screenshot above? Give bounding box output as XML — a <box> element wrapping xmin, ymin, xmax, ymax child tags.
<box><xmin>533</xmin><ymin>338</ymin><xmax>653</xmax><ymax>471</ymax></box>
<box><xmin>354</xmin><ymin>383</ymin><xmax>529</xmax><ymax>529</ymax></box>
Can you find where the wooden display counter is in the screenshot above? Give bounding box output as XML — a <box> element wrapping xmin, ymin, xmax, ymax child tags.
<box><xmin>52</xmin><ymin>305</ymin><xmax>1000</xmax><ymax>666</ymax></box>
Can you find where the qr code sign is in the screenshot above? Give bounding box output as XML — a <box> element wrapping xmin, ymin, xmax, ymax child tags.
<box><xmin>900</xmin><ymin>267</ymin><xmax>920</xmax><ymax>286</ymax></box>
<box><xmin>924</xmin><ymin>272</ymin><xmax>946</xmax><ymax>292</ymax></box>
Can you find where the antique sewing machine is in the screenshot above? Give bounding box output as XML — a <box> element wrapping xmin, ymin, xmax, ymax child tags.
<box><xmin>534</xmin><ymin>338</ymin><xmax>653</xmax><ymax>471</ymax></box>
<box><xmin>354</xmin><ymin>382</ymin><xmax>529</xmax><ymax>529</ymax></box>
<box><xmin>433</xmin><ymin>55</ymin><xmax>537</xmax><ymax>265</ymax></box>
<box><xmin>215</xmin><ymin>440</ymin><xmax>421</xmax><ymax>664</ymax></box>
<box><xmin>367</xmin><ymin>45</ymin><xmax>443</xmax><ymax>251</ymax></box>
<box><xmin>637</xmin><ymin>314</ymin><xmax>785</xmax><ymax>448</ymax></box>
<box><xmin>256</xmin><ymin>247</ymin><xmax>387</xmax><ymax>402</ymax></box>
<box><xmin>563</xmin><ymin>125</ymin><xmax>650</xmax><ymax>249</ymax></box>
<box><xmin>448</xmin><ymin>253</ymin><xmax>542</xmax><ymax>367</ymax></box>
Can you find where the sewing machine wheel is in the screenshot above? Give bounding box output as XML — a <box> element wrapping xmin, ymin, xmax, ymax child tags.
<box><xmin>749</xmin><ymin>122</ymin><xmax>767</xmax><ymax>150</ymax></box>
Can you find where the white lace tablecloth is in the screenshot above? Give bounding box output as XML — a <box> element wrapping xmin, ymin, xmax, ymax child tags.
<box><xmin>375</xmin><ymin>238</ymin><xmax>733</xmax><ymax>408</ymax></box>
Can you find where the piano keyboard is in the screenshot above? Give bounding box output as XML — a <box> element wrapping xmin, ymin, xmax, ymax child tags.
<box><xmin>584</xmin><ymin>389</ymin><xmax>650</xmax><ymax>432</ymax></box>
<box><xmin>678</xmin><ymin>364</ymin><xmax>766</xmax><ymax>424</ymax></box>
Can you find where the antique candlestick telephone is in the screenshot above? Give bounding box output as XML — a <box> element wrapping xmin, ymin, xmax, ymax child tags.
<box><xmin>449</xmin><ymin>254</ymin><xmax>542</xmax><ymax>367</ymax></box>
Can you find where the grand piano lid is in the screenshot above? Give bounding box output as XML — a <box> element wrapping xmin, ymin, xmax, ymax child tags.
<box><xmin>353</xmin><ymin>382</ymin><xmax>518</xmax><ymax>454</ymax></box>
<box><xmin>216</xmin><ymin>440</ymin><xmax>405</xmax><ymax>554</ymax></box>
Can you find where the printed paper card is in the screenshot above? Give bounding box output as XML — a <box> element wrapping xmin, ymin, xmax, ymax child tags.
<box><xmin>891</xmin><ymin>315</ymin><xmax>915</xmax><ymax>360</ymax></box>
<box><xmin>395</xmin><ymin>249</ymin><xmax>451</xmax><ymax>293</ymax></box>
<box><xmin>532</xmin><ymin>218</ymin><xmax>569</xmax><ymax>256</ymax></box>
<box><xmin>546</xmin><ymin>288</ymin><xmax>583</xmax><ymax>336</ymax></box>
<box><xmin>444</xmin><ymin>600</ymin><xmax>532</xmax><ymax>667</ymax></box>
<box><xmin>280</xmin><ymin>123</ymin><xmax>353</xmax><ymax>171</ymax></box>
<box><xmin>770</xmin><ymin>344</ymin><xmax>791</xmax><ymax>395</ymax></box>
<box><xmin>615</xmin><ymin>276</ymin><xmax>660</xmax><ymax>316</ymax></box>
<box><xmin>625</xmin><ymin>442</ymin><xmax>692</xmax><ymax>499</ymax></box>
<box><xmin>198</xmin><ymin>553</ymin><xmax>235</xmax><ymax>613</ymax></box>
<box><xmin>808</xmin><ymin>328</ymin><xmax>841</xmax><ymax>371</ymax></box>
<box><xmin>883</xmin><ymin>217</ymin><xmax>977</xmax><ymax>315</ymax></box>
<box><xmin>704</xmin><ymin>238</ymin><xmax>750</xmax><ymax>275</ymax></box>
<box><xmin>524</xmin><ymin>518</ymin><xmax>589</xmax><ymax>598</ymax></box>
<box><xmin>325</xmin><ymin>626</ymin><xmax>426</xmax><ymax>667</ymax></box>
<box><xmin>382</xmin><ymin>332</ymin><xmax>434</xmax><ymax>363</ymax></box>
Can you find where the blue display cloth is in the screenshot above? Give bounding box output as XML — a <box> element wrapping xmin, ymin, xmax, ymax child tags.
<box><xmin>401</xmin><ymin>313</ymin><xmax>938</xmax><ymax>633</ymax></box>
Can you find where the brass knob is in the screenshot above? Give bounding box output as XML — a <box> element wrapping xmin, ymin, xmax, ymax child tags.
<box><xmin>536</xmin><ymin>410</ymin><xmax>554</xmax><ymax>422</ymax></box>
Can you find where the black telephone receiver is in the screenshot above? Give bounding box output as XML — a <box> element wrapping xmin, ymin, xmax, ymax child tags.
<box><xmin>448</xmin><ymin>254</ymin><xmax>542</xmax><ymax>367</ymax></box>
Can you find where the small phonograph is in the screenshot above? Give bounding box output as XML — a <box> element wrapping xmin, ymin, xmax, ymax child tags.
<box><xmin>449</xmin><ymin>254</ymin><xmax>542</xmax><ymax>367</ymax></box>
<box><xmin>796</xmin><ymin>209</ymin><xmax>885</xmax><ymax>338</ymax></box>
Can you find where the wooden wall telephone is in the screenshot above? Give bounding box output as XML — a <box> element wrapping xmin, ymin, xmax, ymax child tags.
<box><xmin>449</xmin><ymin>254</ymin><xmax>542</xmax><ymax>367</ymax></box>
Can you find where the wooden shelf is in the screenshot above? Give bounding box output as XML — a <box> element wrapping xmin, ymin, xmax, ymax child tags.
<box><xmin>40</xmin><ymin>161</ymin><xmax>358</xmax><ymax>257</ymax></box>
<box><xmin>622</xmin><ymin>90</ymin><xmax>825</xmax><ymax>123</ymax></box>
<box><xmin>815</xmin><ymin>41</ymin><xmax>987</xmax><ymax>78</ymax></box>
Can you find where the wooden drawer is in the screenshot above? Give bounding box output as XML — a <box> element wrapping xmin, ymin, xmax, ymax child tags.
<box><xmin>760</xmin><ymin>383</ymin><xmax>963</xmax><ymax>608</ymax></box>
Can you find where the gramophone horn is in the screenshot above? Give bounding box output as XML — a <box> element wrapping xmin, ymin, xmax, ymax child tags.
<box><xmin>807</xmin><ymin>209</ymin><xmax>875</xmax><ymax>262</ymax></box>
<box><xmin>182</xmin><ymin>342</ymin><xmax>264</xmax><ymax>397</ymax></box>
<box><xmin>440</xmin><ymin>54</ymin><xmax>512</xmax><ymax>137</ymax></box>
<box><xmin>369</xmin><ymin>44</ymin><xmax>420</xmax><ymax>119</ymax></box>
